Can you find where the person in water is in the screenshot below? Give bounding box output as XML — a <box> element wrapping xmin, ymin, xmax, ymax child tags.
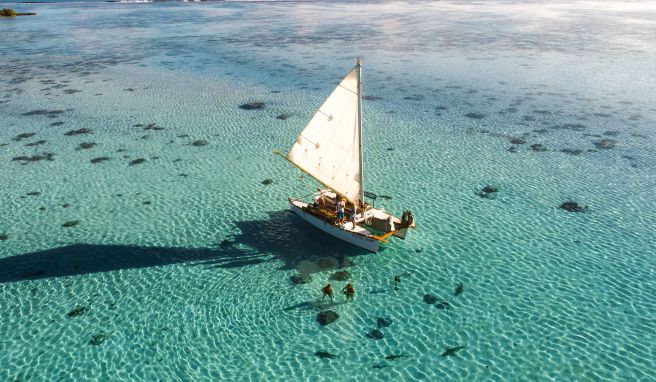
<box><xmin>335</xmin><ymin>198</ymin><xmax>346</xmax><ymax>224</ymax></box>
<box><xmin>394</xmin><ymin>275</ymin><xmax>401</xmax><ymax>291</ymax></box>
<box><xmin>322</xmin><ymin>283</ymin><xmax>334</xmax><ymax>303</ymax></box>
<box><xmin>343</xmin><ymin>283</ymin><xmax>356</xmax><ymax>302</ymax></box>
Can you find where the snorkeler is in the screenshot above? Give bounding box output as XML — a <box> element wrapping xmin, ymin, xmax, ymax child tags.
<box><xmin>394</xmin><ymin>275</ymin><xmax>401</xmax><ymax>291</ymax></box>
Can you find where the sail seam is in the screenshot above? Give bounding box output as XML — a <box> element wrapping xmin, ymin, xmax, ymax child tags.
<box><xmin>337</xmin><ymin>83</ymin><xmax>358</xmax><ymax>95</ymax></box>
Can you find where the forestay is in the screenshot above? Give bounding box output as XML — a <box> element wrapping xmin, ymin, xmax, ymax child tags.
<box><xmin>287</xmin><ymin>65</ymin><xmax>363</xmax><ymax>205</ymax></box>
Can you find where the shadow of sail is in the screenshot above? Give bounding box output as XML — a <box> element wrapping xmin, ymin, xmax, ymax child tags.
<box><xmin>0</xmin><ymin>210</ymin><xmax>367</xmax><ymax>284</ymax></box>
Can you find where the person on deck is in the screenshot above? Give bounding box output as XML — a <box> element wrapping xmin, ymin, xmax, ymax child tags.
<box><xmin>335</xmin><ymin>198</ymin><xmax>346</xmax><ymax>224</ymax></box>
<box><xmin>343</xmin><ymin>283</ymin><xmax>356</xmax><ymax>302</ymax></box>
<box><xmin>322</xmin><ymin>283</ymin><xmax>334</xmax><ymax>303</ymax></box>
<box><xmin>349</xmin><ymin>203</ymin><xmax>358</xmax><ymax>228</ymax></box>
<box><xmin>316</xmin><ymin>188</ymin><xmax>326</xmax><ymax>206</ymax></box>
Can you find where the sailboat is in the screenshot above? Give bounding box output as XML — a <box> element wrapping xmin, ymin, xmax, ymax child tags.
<box><xmin>276</xmin><ymin>58</ymin><xmax>415</xmax><ymax>252</ymax></box>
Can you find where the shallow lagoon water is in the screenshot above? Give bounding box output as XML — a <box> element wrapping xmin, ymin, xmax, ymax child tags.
<box><xmin>1</xmin><ymin>1</ymin><xmax>655</xmax><ymax>380</ymax></box>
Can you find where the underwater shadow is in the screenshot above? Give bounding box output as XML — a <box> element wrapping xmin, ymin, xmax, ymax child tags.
<box><xmin>0</xmin><ymin>210</ymin><xmax>368</xmax><ymax>284</ymax></box>
<box><xmin>197</xmin><ymin>209</ymin><xmax>367</xmax><ymax>272</ymax></box>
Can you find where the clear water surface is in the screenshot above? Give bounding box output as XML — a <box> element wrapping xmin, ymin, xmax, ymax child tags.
<box><xmin>1</xmin><ymin>1</ymin><xmax>655</xmax><ymax>381</ymax></box>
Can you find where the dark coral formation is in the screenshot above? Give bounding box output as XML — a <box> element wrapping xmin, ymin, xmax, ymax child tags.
<box><xmin>144</xmin><ymin>123</ymin><xmax>165</xmax><ymax>131</ymax></box>
<box><xmin>377</xmin><ymin>318</ymin><xmax>392</xmax><ymax>328</ymax></box>
<box><xmin>464</xmin><ymin>112</ymin><xmax>486</xmax><ymax>119</ymax></box>
<box><xmin>423</xmin><ymin>294</ymin><xmax>438</xmax><ymax>304</ymax></box>
<box><xmin>315</xmin><ymin>351</ymin><xmax>339</xmax><ymax>359</ymax></box>
<box><xmin>367</xmin><ymin>329</ymin><xmax>384</xmax><ymax>340</ymax></box>
<box><xmin>62</xmin><ymin>220</ymin><xmax>80</xmax><ymax>227</ymax></box>
<box><xmin>67</xmin><ymin>306</ymin><xmax>87</xmax><ymax>317</ymax></box>
<box><xmin>478</xmin><ymin>185</ymin><xmax>498</xmax><ymax>198</ymax></box>
<box><xmin>560</xmin><ymin>148</ymin><xmax>583</xmax><ymax>156</ymax></box>
<box><xmin>25</xmin><ymin>140</ymin><xmax>47</xmax><ymax>147</ymax></box>
<box><xmin>64</xmin><ymin>128</ymin><xmax>92</xmax><ymax>136</ymax></box>
<box><xmin>78</xmin><ymin>142</ymin><xmax>97</xmax><ymax>149</ymax></box>
<box><xmin>330</xmin><ymin>270</ymin><xmax>351</xmax><ymax>281</ymax></box>
<box><xmin>455</xmin><ymin>282</ymin><xmax>464</xmax><ymax>296</ymax></box>
<box><xmin>12</xmin><ymin>153</ymin><xmax>54</xmax><ymax>163</ymax></box>
<box><xmin>90</xmin><ymin>157</ymin><xmax>110</xmax><ymax>164</ymax></box>
<box><xmin>129</xmin><ymin>158</ymin><xmax>146</xmax><ymax>166</ymax></box>
<box><xmin>530</xmin><ymin>143</ymin><xmax>547</xmax><ymax>152</ymax></box>
<box><xmin>192</xmin><ymin>140</ymin><xmax>208</xmax><ymax>147</ymax></box>
<box><xmin>12</xmin><ymin>133</ymin><xmax>36</xmax><ymax>141</ymax></box>
<box><xmin>23</xmin><ymin>109</ymin><xmax>64</xmax><ymax>117</ymax></box>
<box><xmin>560</xmin><ymin>201</ymin><xmax>587</xmax><ymax>213</ymax></box>
<box><xmin>89</xmin><ymin>333</ymin><xmax>107</xmax><ymax>346</ymax></box>
<box><xmin>261</xmin><ymin>179</ymin><xmax>273</xmax><ymax>185</ymax></box>
<box><xmin>239</xmin><ymin>102</ymin><xmax>265</xmax><ymax>110</ymax></box>
<box><xmin>290</xmin><ymin>273</ymin><xmax>312</xmax><ymax>284</ymax></box>
<box><xmin>317</xmin><ymin>310</ymin><xmax>339</xmax><ymax>326</ymax></box>
<box><xmin>593</xmin><ymin>139</ymin><xmax>617</xmax><ymax>149</ymax></box>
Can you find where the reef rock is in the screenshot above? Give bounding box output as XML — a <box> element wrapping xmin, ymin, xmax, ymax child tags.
<box><xmin>290</xmin><ymin>273</ymin><xmax>312</xmax><ymax>285</ymax></box>
<box><xmin>593</xmin><ymin>139</ymin><xmax>617</xmax><ymax>149</ymax></box>
<box><xmin>317</xmin><ymin>310</ymin><xmax>339</xmax><ymax>326</ymax></box>
<box><xmin>329</xmin><ymin>270</ymin><xmax>351</xmax><ymax>281</ymax></box>
<box><xmin>67</xmin><ymin>306</ymin><xmax>87</xmax><ymax>317</ymax></box>
<box><xmin>239</xmin><ymin>102</ymin><xmax>265</xmax><ymax>110</ymax></box>
<box><xmin>423</xmin><ymin>294</ymin><xmax>438</xmax><ymax>304</ymax></box>
<box><xmin>64</xmin><ymin>128</ymin><xmax>92</xmax><ymax>136</ymax></box>
<box><xmin>377</xmin><ymin>317</ymin><xmax>392</xmax><ymax>328</ymax></box>
<box><xmin>89</xmin><ymin>333</ymin><xmax>107</xmax><ymax>346</ymax></box>
<box><xmin>367</xmin><ymin>329</ymin><xmax>384</xmax><ymax>340</ymax></box>
<box><xmin>560</xmin><ymin>201</ymin><xmax>587</xmax><ymax>213</ymax></box>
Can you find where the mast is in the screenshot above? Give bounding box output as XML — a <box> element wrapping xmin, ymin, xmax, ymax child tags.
<box><xmin>356</xmin><ymin>57</ymin><xmax>364</xmax><ymax>206</ymax></box>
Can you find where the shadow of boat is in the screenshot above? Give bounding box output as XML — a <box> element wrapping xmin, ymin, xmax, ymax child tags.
<box><xmin>0</xmin><ymin>210</ymin><xmax>368</xmax><ymax>284</ymax></box>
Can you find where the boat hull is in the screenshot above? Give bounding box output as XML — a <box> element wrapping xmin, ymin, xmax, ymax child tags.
<box><xmin>289</xmin><ymin>200</ymin><xmax>380</xmax><ymax>252</ymax></box>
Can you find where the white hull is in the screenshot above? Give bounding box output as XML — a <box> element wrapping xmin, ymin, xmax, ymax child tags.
<box><xmin>289</xmin><ymin>200</ymin><xmax>380</xmax><ymax>252</ymax></box>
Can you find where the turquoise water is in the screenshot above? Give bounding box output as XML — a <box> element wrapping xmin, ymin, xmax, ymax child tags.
<box><xmin>1</xmin><ymin>1</ymin><xmax>655</xmax><ymax>380</ymax></box>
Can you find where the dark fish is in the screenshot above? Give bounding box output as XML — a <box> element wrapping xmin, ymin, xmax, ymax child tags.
<box><xmin>384</xmin><ymin>354</ymin><xmax>406</xmax><ymax>360</ymax></box>
<box><xmin>315</xmin><ymin>351</ymin><xmax>339</xmax><ymax>359</ymax></box>
<box><xmin>441</xmin><ymin>345</ymin><xmax>465</xmax><ymax>357</ymax></box>
<box><xmin>455</xmin><ymin>282</ymin><xmax>464</xmax><ymax>296</ymax></box>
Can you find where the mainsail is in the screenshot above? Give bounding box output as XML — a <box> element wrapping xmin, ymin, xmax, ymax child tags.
<box><xmin>287</xmin><ymin>62</ymin><xmax>363</xmax><ymax>205</ymax></box>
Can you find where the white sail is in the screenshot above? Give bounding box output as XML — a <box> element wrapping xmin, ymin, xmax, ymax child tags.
<box><xmin>287</xmin><ymin>65</ymin><xmax>363</xmax><ymax>204</ymax></box>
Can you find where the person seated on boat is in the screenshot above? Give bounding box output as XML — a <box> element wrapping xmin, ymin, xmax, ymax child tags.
<box><xmin>322</xmin><ymin>283</ymin><xmax>334</xmax><ymax>303</ymax></box>
<box><xmin>401</xmin><ymin>210</ymin><xmax>414</xmax><ymax>227</ymax></box>
<box><xmin>386</xmin><ymin>215</ymin><xmax>395</xmax><ymax>232</ymax></box>
<box><xmin>316</xmin><ymin>188</ymin><xmax>327</xmax><ymax>206</ymax></box>
<box><xmin>343</xmin><ymin>283</ymin><xmax>356</xmax><ymax>302</ymax></box>
<box><xmin>335</xmin><ymin>198</ymin><xmax>346</xmax><ymax>224</ymax></box>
